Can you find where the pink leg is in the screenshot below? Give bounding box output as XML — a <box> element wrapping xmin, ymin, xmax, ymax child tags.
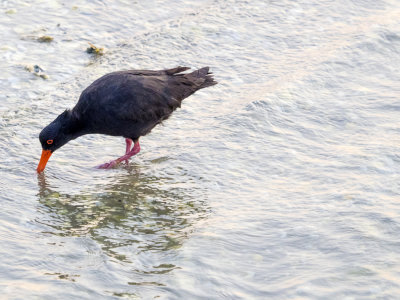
<box><xmin>124</xmin><ymin>138</ymin><xmax>133</xmax><ymax>163</ymax></box>
<box><xmin>97</xmin><ymin>139</ymin><xmax>140</xmax><ymax>169</ymax></box>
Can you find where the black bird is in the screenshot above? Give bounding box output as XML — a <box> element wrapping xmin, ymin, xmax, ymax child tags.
<box><xmin>37</xmin><ymin>66</ymin><xmax>217</xmax><ymax>172</ymax></box>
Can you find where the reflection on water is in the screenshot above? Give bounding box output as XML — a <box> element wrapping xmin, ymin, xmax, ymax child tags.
<box><xmin>35</xmin><ymin>166</ymin><xmax>208</xmax><ymax>290</ymax></box>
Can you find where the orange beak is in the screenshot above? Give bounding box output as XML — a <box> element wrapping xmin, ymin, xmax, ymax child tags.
<box><xmin>37</xmin><ymin>150</ymin><xmax>52</xmax><ymax>173</ymax></box>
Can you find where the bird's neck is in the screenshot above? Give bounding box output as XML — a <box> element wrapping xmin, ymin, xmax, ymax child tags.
<box><xmin>63</xmin><ymin>110</ymin><xmax>87</xmax><ymax>139</ymax></box>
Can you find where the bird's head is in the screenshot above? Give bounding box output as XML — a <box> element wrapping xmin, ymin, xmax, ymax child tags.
<box><xmin>37</xmin><ymin>110</ymin><xmax>81</xmax><ymax>173</ymax></box>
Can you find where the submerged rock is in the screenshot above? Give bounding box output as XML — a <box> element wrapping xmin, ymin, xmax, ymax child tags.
<box><xmin>37</xmin><ymin>35</ymin><xmax>54</xmax><ymax>43</ymax></box>
<box><xmin>5</xmin><ymin>9</ymin><xmax>17</xmax><ymax>14</ymax></box>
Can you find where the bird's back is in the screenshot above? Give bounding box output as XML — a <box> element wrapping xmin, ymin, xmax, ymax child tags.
<box><xmin>72</xmin><ymin>67</ymin><xmax>216</xmax><ymax>139</ymax></box>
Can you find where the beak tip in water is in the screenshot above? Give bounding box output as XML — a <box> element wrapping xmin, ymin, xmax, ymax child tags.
<box><xmin>37</xmin><ymin>149</ymin><xmax>52</xmax><ymax>173</ymax></box>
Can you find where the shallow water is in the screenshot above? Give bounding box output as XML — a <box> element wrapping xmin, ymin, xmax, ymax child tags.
<box><xmin>1</xmin><ymin>0</ymin><xmax>400</xmax><ymax>298</ymax></box>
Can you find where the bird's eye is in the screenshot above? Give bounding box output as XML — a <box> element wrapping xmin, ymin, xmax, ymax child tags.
<box><xmin>47</xmin><ymin>140</ymin><xmax>53</xmax><ymax>145</ymax></box>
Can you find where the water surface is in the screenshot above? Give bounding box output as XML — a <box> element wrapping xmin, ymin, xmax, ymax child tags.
<box><xmin>1</xmin><ymin>0</ymin><xmax>400</xmax><ymax>298</ymax></box>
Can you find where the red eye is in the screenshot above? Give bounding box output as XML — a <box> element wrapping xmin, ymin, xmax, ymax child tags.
<box><xmin>47</xmin><ymin>140</ymin><xmax>53</xmax><ymax>145</ymax></box>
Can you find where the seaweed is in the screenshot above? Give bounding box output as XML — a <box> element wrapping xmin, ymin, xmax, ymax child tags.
<box><xmin>86</xmin><ymin>42</ymin><xmax>104</xmax><ymax>56</ymax></box>
<box><xmin>37</xmin><ymin>35</ymin><xmax>54</xmax><ymax>43</ymax></box>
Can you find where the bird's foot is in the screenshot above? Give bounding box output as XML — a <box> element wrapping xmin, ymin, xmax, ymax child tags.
<box><xmin>96</xmin><ymin>139</ymin><xmax>140</xmax><ymax>170</ymax></box>
<box><xmin>96</xmin><ymin>160</ymin><xmax>119</xmax><ymax>169</ymax></box>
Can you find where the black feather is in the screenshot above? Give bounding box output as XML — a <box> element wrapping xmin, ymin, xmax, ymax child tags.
<box><xmin>39</xmin><ymin>67</ymin><xmax>217</xmax><ymax>152</ymax></box>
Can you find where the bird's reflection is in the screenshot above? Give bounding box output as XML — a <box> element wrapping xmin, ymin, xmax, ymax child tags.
<box><xmin>36</xmin><ymin>165</ymin><xmax>208</xmax><ymax>268</ymax></box>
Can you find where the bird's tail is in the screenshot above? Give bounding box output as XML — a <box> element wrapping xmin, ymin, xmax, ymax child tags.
<box><xmin>185</xmin><ymin>67</ymin><xmax>218</xmax><ymax>90</ymax></box>
<box><xmin>168</xmin><ymin>66</ymin><xmax>217</xmax><ymax>102</ymax></box>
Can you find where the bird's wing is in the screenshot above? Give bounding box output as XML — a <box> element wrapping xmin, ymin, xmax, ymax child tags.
<box><xmin>73</xmin><ymin>67</ymin><xmax>215</xmax><ymax>125</ymax></box>
<box><xmin>115</xmin><ymin>75</ymin><xmax>182</xmax><ymax>122</ymax></box>
<box><xmin>122</xmin><ymin>66</ymin><xmax>190</xmax><ymax>76</ymax></box>
<box><xmin>101</xmin><ymin>66</ymin><xmax>191</xmax><ymax>79</ymax></box>
<box><xmin>118</xmin><ymin>67</ymin><xmax>216</xmax><ymax>122</ymax></box>
<box><xmin>74</xmin><ymin>73</ymin><xmax>181</xmax><ymax>123</ymax></box>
